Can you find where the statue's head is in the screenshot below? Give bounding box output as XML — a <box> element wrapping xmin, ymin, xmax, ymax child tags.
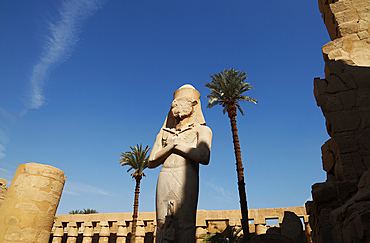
<box><xmin>171</xmin><ymin>97</ymin><xmax>197</xmax><ymax>119</ymax></box>
<box><xmin>163</xmin><ymin>84</ymin><xmax>206</xmax><ymax>128</ymax></box>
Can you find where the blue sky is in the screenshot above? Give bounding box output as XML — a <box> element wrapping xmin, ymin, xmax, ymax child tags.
<box><xmin>0</xmin><ymin>0</ymin><xmax>330</xmax><ymax>215</ymax></box>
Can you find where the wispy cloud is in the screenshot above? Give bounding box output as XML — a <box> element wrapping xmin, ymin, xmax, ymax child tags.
<box><xmin>28</xmin><ymin>0</ymin><xmax>106</xmax><ymax>109</ymax></box>
<box><xmin>0</xmin><ymin>145</ymin><xmax>6</xmax><ymax>160</ymax></box>
<box><xmin>205</xmin><ymin>181</ymin><xmax>237</xmax><ymax>203</ymax></box>
<box><xmin>63</xmin><ymin>181</ymin><xmax>110</xmax><ymax>196</ymax></box>
<box><xmin>0</xmin><ymin>168</ymin><xmax>10</xmax><ymax>174</ymax></box>
<box><xmin>0</xmin><ymin>107</ymin><xmax>14</xmax><ymax>160</ymax></box>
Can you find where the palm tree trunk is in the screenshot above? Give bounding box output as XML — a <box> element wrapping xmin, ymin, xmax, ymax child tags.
<box><xmin>228</xmin><ymin>104</ymin><xmax>250</xmax><ymax>242</ymax></box>
<box><xmin>131</xmin><ymin>178</ymin><xmax>141</xmax><ymax>243</ymax></box>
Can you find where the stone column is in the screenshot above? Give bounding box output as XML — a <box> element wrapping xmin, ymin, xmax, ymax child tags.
<box><xmin>0</xmin><ymin>178</ymin><xmax>8</xmax><ymax>209</ymax></box>
<box><xmin>82</xmin><ymin>222</ymin><xmax>94</xmax><ymax>243</ymax></box>
<box><xmin>116</xmin><ymin>221</ymin><xmax>127</xmax><ymax>243</ymax></box>
<box><xmin>195</xmin><ymin>227</ymin><xmax>207</xmax><ymax>243</ymax></box>
<box><xmin>0</xmin><ymin>163</ymin><xmax>65</xmax><ymax>243</ymax></box>
<box><xmin>135</xmin><ymin>220</ymin><xmax>145</xmax><ymax>243</ymax></box>
<box><xmin>99</xmin><ymin>221</ymin><xmax>110</xmax><ymax>243</ymax></box>
<box><xmin>51</xmin><ymin>222</ymin><xmax>64</xmax><ymax>243</ymax></box>
<box><xmin>66</xmin><ymin>222</ymin><xmax>78</xmax><ymax>243</ymax></box>
<box><xmin>255</xmin><ymin>224</ymin><xmax>267</xmax><ymax>235</ymax></box>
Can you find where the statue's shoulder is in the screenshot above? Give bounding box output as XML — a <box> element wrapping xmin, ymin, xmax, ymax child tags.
<box><xmin>194</xmin><ymin>124</ymin><xmax>212</xmax><ymax>134</ymax></box>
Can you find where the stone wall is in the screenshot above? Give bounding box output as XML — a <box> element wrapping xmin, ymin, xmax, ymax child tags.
<box><xmin>0</xmin><ymin>163</ymin><xmax>66</xmax><ymax>243</ymax></box>
<box><xmin>51</xmin><ymin>206</ymin><xmax>310</xmax><ymax>243</ymax></box>
<box><xmin>308</xmin><ymin>0</ymin><xmax>370</xmax><ymax>242</ymax></box>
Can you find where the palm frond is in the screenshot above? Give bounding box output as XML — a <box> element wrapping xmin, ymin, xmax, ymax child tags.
<box><xmin>205</xmin><ymin>68</ymin><xmax>257</xmax><ymax>116</ymax></box>
<box><xmin>120</xmin><ymin>144</ymin><xmax>151</xmax><ymax>179</ymax></box>
<box><xmin>235</xmin><ymin>103</ymin><xmax>245</xmax><ymax>116</ymax></box>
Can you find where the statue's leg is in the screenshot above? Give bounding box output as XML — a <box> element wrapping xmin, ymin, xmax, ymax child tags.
<box><xmin>178</xmin><ymin>219</ymin><xmax>196</xmax><ymax>243</ymax></box>
<box><xmin>155</xmin><ymin>219</ymin><xmax>165</xmax><ymax>243</ymax></box>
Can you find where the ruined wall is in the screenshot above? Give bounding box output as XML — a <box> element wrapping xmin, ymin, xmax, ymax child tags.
<box><xmin>0</xmin><ymin>163</ymin><xmax>66</xmax><ymax>243</ymax></box>
<box><xmin>51</xmin><ymin>207</ymin><xmax>310</xmax><ymax>243</ymax></box>
<box><xmin>308</xmin><ymin>0</ymin><xmax>370</xmax><ymax>242</ymax></box>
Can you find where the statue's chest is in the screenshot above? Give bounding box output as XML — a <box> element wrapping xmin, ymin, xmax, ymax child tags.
<box><xmin>162</xmin><ymin>128</ymin><xmax>197</xmax><ymax>147</ymax></box>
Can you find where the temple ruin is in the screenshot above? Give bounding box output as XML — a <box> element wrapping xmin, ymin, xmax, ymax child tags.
<box><xmin>49</xmin><ymin>207</ymin><xmax>310</xmax><ymax>243</ymax></box>
<box><xmin>0</xmin><ymin>163</ymin><xmax>65</xmax><ymax>243</ymax></box>
<box><xmin>307</xmin><ymin>0</ymin><xmax>370</xmax><ymax>242</ymax></box>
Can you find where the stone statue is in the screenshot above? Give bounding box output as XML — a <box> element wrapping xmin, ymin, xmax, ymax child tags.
<box><xmin>148</xmin><ymin>84</ymin><xmax>212</xmax><ymax>243</ymax></box>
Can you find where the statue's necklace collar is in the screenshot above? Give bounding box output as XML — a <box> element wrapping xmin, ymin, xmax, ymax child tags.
<box><xmin>163</xmin><ymin>123</ymin><xmax>194</xmax><ymax>135</ymax></box>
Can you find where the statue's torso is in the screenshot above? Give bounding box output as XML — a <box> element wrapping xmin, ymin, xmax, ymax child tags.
<box><xmin>161</xmin><ymin>125</ymin><xmax>198</xmax><ymax>168</ymax></box>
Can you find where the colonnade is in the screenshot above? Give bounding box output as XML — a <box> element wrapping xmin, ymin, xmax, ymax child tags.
<box><xmin>50</xmin><ymin>207</ymin><xmax>311</xmax><ymax>243</ymax></box>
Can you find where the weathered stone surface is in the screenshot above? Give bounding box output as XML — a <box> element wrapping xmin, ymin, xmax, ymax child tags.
<box><xmin>280</xmin><ymin>212</ymin><xmax>303</xmax><ymax>243</ymax></box>
<box><xmin>15</xmin><ymin>202</ymin><xmax>42</xmax><ymax>214</ymax></box>
<box><xmin>0</xmin><ymin>163</ymin><xmax>65</xmax><ymax>242</ymax></box>
<box><xmin>310</xmin><ymin>0</ymin><xmax>370</xmax><ymax>242</ymax></box>
<box><xmin>23</xmin><ymin>163</ymin><xmax>65</xmax><ymax>183</ymax></box>
<box><xmin>0</xmin><ymin>178</ymin><xmax>8</xmax><ymax>209</ymax></box>
<box><xmin>38</xmin><ymin>230</ymin><xmax>51</xmax><ymax>243</ymax></box>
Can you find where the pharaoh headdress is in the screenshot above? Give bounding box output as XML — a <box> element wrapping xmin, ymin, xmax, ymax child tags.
<box><xmin>162</xmin><ymin>84</ymin><xmax>206</xmax><ymax>129</ymax></box>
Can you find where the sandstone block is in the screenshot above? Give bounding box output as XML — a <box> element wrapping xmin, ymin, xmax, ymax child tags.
<box><xmin>280</xmin><ymin>211</ymin><xmax>303</xmax><ymax>243</ymax></box>
<box><xmin>15</xmin><ymin>202</ymin><xmax>42</xmax><ymax>214</ymax></box>
<box><xmin>338</xmin><ymin>72</ymin><xmax>356</xmax><ymax>89</ymax></box>
<box><xmin>333</xmin><ymin>132</ymin><xmax>359</xmax><ymax>154</ymax></box>
<box><xmin>23</xmin><ymin>163</ymin><xmax>65</xmax><ymax>183</ymax></box>
<box><xmin>336</xmin><ymin>10</ymin><xmax>359</xmax><ymax>26</ymax></box>
<box><xmin>5</xmin><ymin>227</ymin><xmax>21</xmax><ymax>241</ymax></box>
<box><xmin>358</xmin><ymin>20</ymin><xmax>370</xmax><ymax>33</ymax></box>
<box><xmin>35</xmin><ymin>176</ymin><xmax>51</xmax><ymax>189</ymax></box>
<box><xmin>326</xmin><ymin>109</ymin><xmax>361</xmax><ymax>133</ymax></box>
<box><xmin>53</xmin><ymin>223</ymin><xmax>64</xmax><ymax>237</ymax></box>
<box><xmin>14</xmin><ymin>187</ymin><xmax>39</xmax><ymax>201</ymax></box>
<box><xmin>338</xmin><ymin>90</ymin><xmax>356</xmax><ymax>109</ymax></box>
<box><xmin>342</xmin><ymin>34</ymin><xmax>361</xmax><ymax>53</ymax></box>
<box><xmin>334</xmin><ymin>153</ymin><xmax>365</xmax><ymax>180</ymax></box>
<box><xmin>37</xmin><ymin>230</ymin><xmax>51</xmax><ymax>242</ymax></box>
<box><xmin>326</xmin><ymin>75</ymin><xmax>347</xmax><ymax>93</ymax></box>
<box><xmin>99</xmin><ymin>221</ymin><xmax>110</xmax><ymax>237</ymax></box>
<box><xmin>20</xmin><ymin>228</ymin><xmax>38</xmax><ymax>242</ymax></box>
<box><xmin>13</xmin><ymin>174</ymin><xmax>37</xmax><ymax>188</ymax></box>
<box><xmin>67</xmin><ymin>222</ymin><xmax>78</xmax><ymax>237</ymax></box>
<box><xmin>36</xmin><ymin>217</ymin><xmax>54</xmax><ymax>229</ymax></box>
<box><xmin>325</xmin><ymin>59</ymin><xmax>347</xmax><ymax>77</ymax></box>
<box><xmin>51</xmin><ymin>181</ymin><xmax>64</xmax><ymax>195</ymax></box>
<box><xmin>35</xmin><ymin>190</ymin><xmax>60</xmax><ymax>205</ymax></box>
<box><xmin>327</xmin><ymin>48</ymin><xmax>352</xmax><ymax>63</ymax></box>
<box><xmin>329</xmin><ymin>1</ymin><xmax>349</xmax><ymax>14</ymax></box>
<box><xmin>313</xmin><ymin>78</ymin><xmax>327</xmax><ymax>97</ymax></box>
<box><xmin>325</xmin><ymin>94</ymin><xmax>343</xmax><ymax>112</ymax></box>
<box><xmin>322</xmin><ymin>150</ymin><xmax>335</xmax><ymax>173</ymax></box>
<box><xmin>312</xmin><ymin>182</ymin><xmax>336</xmax><ymax>204</ymax></box>
<box><xmin>46</xmin><ymin>206</ymin><xmax>57</xmax><ymax>219</ymax></box>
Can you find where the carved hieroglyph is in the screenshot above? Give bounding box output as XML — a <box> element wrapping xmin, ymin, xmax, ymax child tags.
<box><xmin>0</xmin><ymin>163</ymin><xmax>65</xmax><ymax>243</ymax></box>
<box><xmin>148</xmin><ymin>84</ymin><xmax>212</xmax><ymax>243</ymax></box>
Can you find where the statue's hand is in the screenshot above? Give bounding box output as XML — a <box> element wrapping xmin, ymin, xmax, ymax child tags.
<box><xmin>172</xmin><ymin>136</ymin><xmax>178</xmax><ymax>147</ymax></box>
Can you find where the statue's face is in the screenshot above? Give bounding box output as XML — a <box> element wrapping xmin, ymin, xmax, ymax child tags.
<box><xmin>171</xmin><ymin>97</ymin><xmax>194</xmax><ymax>119</ymax></box>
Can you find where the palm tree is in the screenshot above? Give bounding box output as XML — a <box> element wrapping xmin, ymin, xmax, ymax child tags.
<box><xmin>201</xmin><ymin>225</ymin><xmax>244</xmax><ymax>243</ymax></box>
<box><xmin>68</xmin><ymin>208</ymin><xmax>99</xmax><ymax>214</ymax></box>
<box><xmin>120</xmin><ymin>144</ymin><xmax>151</xmax><ymax>243</ymax></box>
<box><xmin>205</xmin><ymin>68</ymin><xmax>257</xmax><ymax>242</ymax></box>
